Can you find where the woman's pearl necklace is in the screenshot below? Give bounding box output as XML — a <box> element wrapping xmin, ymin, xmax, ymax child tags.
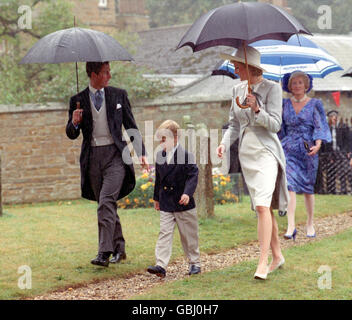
<box><xmin>291</xmin><ymin>94</ymin><xmax>307</xmax><ymax>103</ymax></box>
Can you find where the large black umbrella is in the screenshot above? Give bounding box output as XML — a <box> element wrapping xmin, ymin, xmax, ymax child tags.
<box><xmin>177</xmin><ymin>2</ymin><xmax>311</xmax><ymax>108</ymax></box>
<box><xmin>20</xmin><ymin>27</ymin><xmax>133</xmax><ymax>95</ymax></box>
<box><xmin>20</xmin><ymin>27</ymin><xmax>132</xmax><ymax>64</ymax></box>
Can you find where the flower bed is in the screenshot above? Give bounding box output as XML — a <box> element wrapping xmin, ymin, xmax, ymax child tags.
<box><xmin>117</xmin><ymin>168</ymin><xmax>241</xmax><ymax>209</ymax></box>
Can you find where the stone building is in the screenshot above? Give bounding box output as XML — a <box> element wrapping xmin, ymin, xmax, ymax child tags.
<box><xmin>70</xmin><ymin>0</ymin><xmax>149</xmax><ymax>32</ymax></box>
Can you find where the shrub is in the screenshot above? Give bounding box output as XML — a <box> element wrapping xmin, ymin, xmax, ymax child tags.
<box><xmin>117</xmin><ymin>169</ymin><xmax>240</xmax><ymax>209</ymax></box>
<box><xmin>212</xmin><ymin>174</ymin><xmax>240</xmax><ymax>205</ymax></box>
<box><xmin>117</xmin><ymin>168</ymin><xmax>156</xmax><ymax>209</ymax></box>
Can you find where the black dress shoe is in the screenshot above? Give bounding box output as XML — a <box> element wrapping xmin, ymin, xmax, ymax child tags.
<box><xmin>91</xmin><ymin>253</ymin><xmax>110</xmax><ymax>267</ymax></box>
<box><xmin>189</xmin><ymin>265</ymin><xmax>201</xmax><ymax>275</ymax></box>
<box><xmin>110</xmin><ymin>252</ymin><xmax>127</xmax><ymax>264</ymax></box>
<box><xmin>147</xmin><ymin>265</ymin><xmax>166</xmax><ymax>278</ymax></box>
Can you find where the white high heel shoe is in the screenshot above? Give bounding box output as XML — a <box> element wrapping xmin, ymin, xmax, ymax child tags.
<box><xmin>254</xmin><ymin>266</ymin><xmax>269</xmax><ymax>280</ymax></box>
<box><xmin>268</xmin><ymin>257</ymin><xmax>285</xmax><ymax>274</ymax></box>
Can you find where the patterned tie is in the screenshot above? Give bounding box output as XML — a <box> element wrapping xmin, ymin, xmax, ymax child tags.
<box><xmin>94</xmin><ymin>90</ymin><xmax>103</xmax><ymax>111</ymax></box>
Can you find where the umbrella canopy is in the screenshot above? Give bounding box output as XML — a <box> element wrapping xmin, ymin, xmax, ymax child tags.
<box><xmin>214</xmin><ymin>35</ymin><xmax>343</xmax><ymax>81</ymax></box>
<box><xmin>342</xmin><ymin>67</ymin><xmax>352</xmax><ymax>78</ymax></box>
<box><xmin>20</xmin><ymin>27</ymin><xmax>133</xmax><ymax>64</ymax></box>
<box><xmin>20</xmin><ymin>27</ymin><xmax>133</xmax><ymax>95</ymax></box>
<box><xmin>177</xmin><ymin>2</ymin><xmax>311</xmax><ymax>109</ymax></box>
<box><xmin>177</xmin><ymin>2</ymin><xmax>311</xmax><ymax>52</ymax></box>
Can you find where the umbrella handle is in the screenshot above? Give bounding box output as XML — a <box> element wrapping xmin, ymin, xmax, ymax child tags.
<box><xmin>235</xmin><ymin>85</ymin><xmax>252</xmax><ymax>109</ymax></box>
<box><xmin>235</xmin><ymin>42</ymin><xmax>251</xmax><ymax>109</ymax></box>
<box><xmin>236</xmin><ymin>96</ymin><xmax>250</xmax><ymax>109</ymax></box>
<box><xmin>76</xmin><ymin>101</ymin><xmax>81</xmax><ymax>109</ymax></box>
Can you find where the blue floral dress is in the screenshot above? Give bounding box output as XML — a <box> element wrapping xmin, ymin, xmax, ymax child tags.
<box><xmin>278</xmin><ymin>98</ymin><xmax>331</xmax><ymax>194</ymax></box>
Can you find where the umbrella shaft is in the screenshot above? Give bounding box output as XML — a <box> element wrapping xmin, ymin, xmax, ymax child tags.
<box><xmin>243</xmin><ymin>44</ymin><xmax>251</xmax><ymax>94</ymax></box>
<box><xmin>75</xmin><ymin>62</ymin><xmax>79</xmax><ymax>93</ymax></box>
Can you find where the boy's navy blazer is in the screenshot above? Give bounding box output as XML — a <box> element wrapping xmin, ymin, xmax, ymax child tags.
<box><xmin>153</xmin><ymin>145</ymin><xmax>198</xmax><ymax>212</ymax></box>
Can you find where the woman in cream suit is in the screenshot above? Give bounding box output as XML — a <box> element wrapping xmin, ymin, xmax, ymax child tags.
<box><xmin>217</xmin><ymin>46</ymin><xmax>289</xmax><ymax>280</ymax></box>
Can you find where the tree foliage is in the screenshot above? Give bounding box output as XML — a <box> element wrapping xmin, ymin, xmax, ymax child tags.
<box><xmin>146</xmin><ymin>0</ymin><xmax>352</xmax><ymax>35</ymax></box>
<box><xmin>287</xmin><ymin>0</ymin><xmax>352</xmax><ymax>34</ymax></box>
<box><xmin>0</xmin><ymin>0</ymin><xmax>169</xmax><ymax>105</ymax></box>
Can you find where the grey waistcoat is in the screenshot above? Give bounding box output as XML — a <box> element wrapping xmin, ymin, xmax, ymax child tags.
<box><xmin>90</xmin><ymin>98</ymin><xmax>114</xmax><ymax>147</ymax></box>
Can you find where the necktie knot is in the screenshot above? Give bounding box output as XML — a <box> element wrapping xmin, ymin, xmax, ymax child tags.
<box><xmin>94</xmin><ymin>90</ymin><xmax>103</xmax><ymax>111</ymax></box>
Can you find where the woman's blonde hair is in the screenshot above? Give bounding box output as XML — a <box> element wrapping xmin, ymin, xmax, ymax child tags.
<box><xmin>288</xmin><ymin>71</ymin><xmax>311</xmax><ymax>92</ymax></box>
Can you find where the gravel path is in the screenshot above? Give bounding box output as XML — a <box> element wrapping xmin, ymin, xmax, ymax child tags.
<box><xmin>33</xmin><ymin>211</ymin><xmax>352</xmax><ymax>300</ymax></box>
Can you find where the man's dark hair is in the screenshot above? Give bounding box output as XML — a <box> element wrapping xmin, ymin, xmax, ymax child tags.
<box><xmin>86</xmin><ymin>61</ymin><xmax>109</xmax><ymax>78</ymax></box>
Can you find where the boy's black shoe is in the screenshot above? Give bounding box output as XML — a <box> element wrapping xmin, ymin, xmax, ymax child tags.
<box><xmin>147</xmin><ymin>265</ymin><xmax>166</xmax><ymax>278</ymax></box>
<box><xmin>189</xmin><ymin>265</ymin><xmax>201</xmax><ymax>275</ymax></box>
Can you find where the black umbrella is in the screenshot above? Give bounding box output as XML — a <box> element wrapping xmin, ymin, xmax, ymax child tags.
<box><xmin>211</xmin><ymin>60</ymin><xmax>238</xmax><ymax>79</ymax></box>
<box><xmin>20</xmin><ymin>27</ymin><xmax>133</xmax><ymax>95</ymax></box>
<box><xmin>177</xmin><ymin>2</ymin><xmax>311</xmax><ymax>108</ymax></box>
<box><xmin>342</xmin><ymin>67</ymin><xmax>352</xmax><ymax>77</ymax></box>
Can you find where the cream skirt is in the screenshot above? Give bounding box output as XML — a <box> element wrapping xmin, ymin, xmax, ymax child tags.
<box><xmin>239</xmin><ymin>127</ymin><xmax>278</xmax><ymax>209</ymax></box>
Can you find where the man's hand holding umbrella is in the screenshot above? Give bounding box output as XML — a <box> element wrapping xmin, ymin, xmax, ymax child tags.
<box><xmin>72</xmin><ymin>104</ymin><xmax>83</xmax><ymax>126</ymax></box>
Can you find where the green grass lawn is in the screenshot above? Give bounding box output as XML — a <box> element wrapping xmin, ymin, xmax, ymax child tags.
<box><xmin>0</xmin><ymin>195</ymin><xmax>351</xmax><ymax>300</ymax></box>
<box><xmin>134</xmin><ymin>228</ymin><xmax>352</xmax><ymax>300</ymax></box>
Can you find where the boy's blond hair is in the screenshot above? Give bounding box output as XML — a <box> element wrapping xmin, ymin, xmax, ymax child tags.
<box><xmin>156</xmin><ymin>120</ymin><xmax>181</xmax><ymax>140</ymax></box>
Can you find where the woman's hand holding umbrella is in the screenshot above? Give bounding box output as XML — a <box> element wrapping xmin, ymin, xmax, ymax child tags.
<box><xmin>245</xmin><ymin>93</ymin><xmax>260</xmax><ymax>113</ymax></box>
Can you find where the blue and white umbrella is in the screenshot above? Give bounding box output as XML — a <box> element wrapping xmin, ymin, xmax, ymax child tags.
<box><xmin>213</xmin><ymin>35</ymin><xmax>343</xmax><ymax>81</ymax></box>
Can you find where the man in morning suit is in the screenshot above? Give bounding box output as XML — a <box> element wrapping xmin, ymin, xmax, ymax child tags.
<box><xmin>66</xmin><ymin>61</ymin><xmax>149</xmax><ymax>267</ymax></box>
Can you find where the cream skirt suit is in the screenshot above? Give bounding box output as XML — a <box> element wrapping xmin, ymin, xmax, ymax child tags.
<box><xmin>221</xmin><ymin>79</ymin><xmax>289</xmax><ymax>212</ymax></box>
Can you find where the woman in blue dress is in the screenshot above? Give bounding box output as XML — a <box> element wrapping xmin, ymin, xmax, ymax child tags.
<box><xmin>278</xmin><ymin>71</ymin><xmax>331</xmax><ymax>239</ymax></box>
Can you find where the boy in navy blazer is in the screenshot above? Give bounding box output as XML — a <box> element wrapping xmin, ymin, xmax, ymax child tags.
<box><xmin>147</xmin><ymin>120</ymin><xmax>201</xmax><ymax>278</ymax></box>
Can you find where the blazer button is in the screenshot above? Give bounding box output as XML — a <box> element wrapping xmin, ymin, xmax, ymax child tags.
<box><xmin>164</xmin><ymin>186</ymin><xmax>167</xmax><ymax>190</ymax></box>
<box><xmin>170</xmin><ymin>187</ymin><xmax>173</xmax><ymax>190</ymax></box>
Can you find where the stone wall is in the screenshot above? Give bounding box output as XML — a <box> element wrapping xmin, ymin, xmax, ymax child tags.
<box><xmin>119</xmin><ymin>0</ymin><xmax>147</xmax><ymax>15</ymax></box>
<box><xmin>1</xmin><ymin>92</ymin><xmax>350</xmax><ymax>205</ymax></box>
<box><xmin>0</xmin><ymin>98</ymin><xmax>230</xmax><ymax>204</ymax></box>
<box><xmin>70</xmin><ymin>0</ymin><xmax>149</xmax><ymax>32</ymax></box>
<box><xmin>0</xmin><ymin>104</ymin><xmax>82</xmax><ymax>204</ymax></box>
<box><xmin>71</xmin><ymin>0</ymin><xmax>116</xmax><ymax>27</ymax></box>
